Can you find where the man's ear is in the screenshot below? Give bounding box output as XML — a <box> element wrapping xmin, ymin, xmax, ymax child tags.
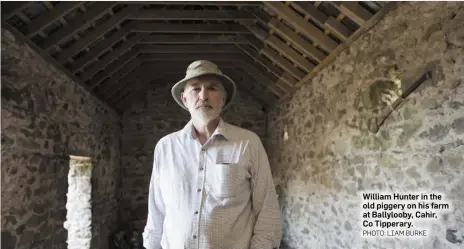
<box><xmin>181</xmin><ymin>91</ymin><xmax>187</xmax><ymax>105</ymax></box>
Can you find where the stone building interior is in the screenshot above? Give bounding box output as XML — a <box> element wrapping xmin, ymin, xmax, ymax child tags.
<box><xmin>1</xmin><ymin>1</ymin><xmax>463</xmax><ymax>249</ymax></box>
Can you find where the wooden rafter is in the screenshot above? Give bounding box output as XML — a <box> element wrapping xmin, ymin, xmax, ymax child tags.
<box><xmin>132</xmin><ymin>23</ymin><xmax>251</xmax><ymax>34</ymax></box>
<box><xmin>243</xmin><ymin>34</ymin><xmax>263</xmax><ymax>51</ymax></box>
<box><xmin>261</xmin><ymin>45</ymin><xmax>306</xmax><ymax>80</ymax></box>
<box><xmin>236</xmin><ymin>44</ymin><xmax>284</xmax><ymax>78</ymax></box>
<box><xmin>105</xmin><ymin>64</ymin><xmax>151</xmax><ymax>102</ymax></box>
<box><xmin>239</xmin><ymin>35</ymin><xmax>299</xmax><ymax>88</ymax></box>
<box><xmin>237</xmin><ymin>67</ymin><xmax>285</xmax><ymax>98</ymax></box>
<box><xmin>25</xmin><ymin>2</ymin><xmax>83</xmax><ymax>38</ymax></box>
<box><xmin>122</xmin><ymin>1</ymin><xmax>263</xmax><ymax>6</ymax></box>
<box><xmin>2</xmin><ymin>0</ymin><xmax>387</xmax><ymax>110</ymax></box>
<box><xmin>82</xmin><ymin>48</ymin><xmax>140</xmax><ymax>83</ymax></box>
<box><xmin>226</xmin><ymin>69</ymin><xmax>274</xmax><ymax>107</ymax></box>
<box><xmin>264</xmin><ymin>2</ymin><xmax>339</xmax><ymax>53</ymax></box>
<box><xmin>288</xmin><ymin>2</ymin><xmax>397</xmax><ymax>91</ymax></box>
<box><xmin>265</xmin><ymin>35</ymin><xmax>315</xmax><ymax>72</ymax></box>
<box><xmin>42</xmin><ymin>2</ymin><xmax>117</xmax><ymax>50</ymax></box>
<box><xmin>71</xmin><ymin>24</ymin><xmax>141</xmax><ymax>75</ymax></box>
<box><xmin>71</xmin><ymin>34</ymin><xmax>145</xmax><ymax>77</ymax></box>
<box><xmin>92</xmin><ymin>58</ymin><xmax>143</xmax><ymax>90</ymax></box>
<box><xmin>138</xmin><ymin>53</ymin><xmax>245</xmax><ymax>62</ymax></box>
<box><xmin>290</xmin><ymin>2</ymin><xmax>352</xmax><ymax>41</ymax></box>
<box><xmin>239</xmin><ymin>20</ymin><xmax>269</xmax><ymax>40</ymax></box>
<box><xmin>268</xmin><ymin>18</ymin><xmax>326</xmax><ymax>63</ymax></box>
<box><xmin>241</xmin><ymin>34</ymin><xmax>302</xmax><ymax>80</ymax></box>
<box><xmin>55</xmin><ymin>5</ymin><xmax>140</xmax><ymax>63</ymax></box>
<box><xmin>140</xmin><ymin>34</ymin><xmax>249</xmax><ymax>44</ymax></box>
<box><xmin>136</xmin><ymin>44</ymin><xmax>242</xmax><ymax>53</ymax></box>
<box><xmin>1</xmin><ymin>2</ymin><xmax>29</xmax><ymax>21</ymax></box>
<box><xmin>332</xmin><ymin>2</ymin><xmax>373</xmax><ymax>26</ymax></box>
<box><xmin>129</xmin><ymin>9</ymin><xmax>255</xmax><ymax>21</ymax></box>
<box><xmin>242</xmin><ymin>6</ymin><xmax>271</xmax><ymax>26</ymax></box>
<box><xmin>237</xmin><ymin>58</ymin><xmax>286</xmax><ymax>96</ymax></box>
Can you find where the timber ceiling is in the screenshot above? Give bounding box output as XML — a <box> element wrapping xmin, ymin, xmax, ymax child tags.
<box><xmin>2</xmin><ymin>1</ymin><xmax>390</xmax><ymax>114</ymax></box>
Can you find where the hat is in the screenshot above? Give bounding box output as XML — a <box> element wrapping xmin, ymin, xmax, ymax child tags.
<box><xmin>171</xmin><ymin>60</ymin><xmax>237</xmax><ymax>111</ymax></box>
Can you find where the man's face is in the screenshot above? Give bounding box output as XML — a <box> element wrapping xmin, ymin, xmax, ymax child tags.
<box><xmin>181</xmin><ymin>76</ymin><xmax>226</xmax><ymax>125</ymax></box>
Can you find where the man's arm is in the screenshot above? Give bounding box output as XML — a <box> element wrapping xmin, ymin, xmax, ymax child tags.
<box><xmin>250</xmin><ymin>136</ymin><xmax>283</xmax><ymax>249</ymax></box>
<box><xmin>143</xmin><ymin>149</ymin><xmax>165</xmax><ymax>249</ymax></box>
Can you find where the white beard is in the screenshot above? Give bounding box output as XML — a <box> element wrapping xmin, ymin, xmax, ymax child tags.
<box><xmin>191</xmin><ymin>107</ymin><xmax>219</xmax><ymax>125</ymax></box>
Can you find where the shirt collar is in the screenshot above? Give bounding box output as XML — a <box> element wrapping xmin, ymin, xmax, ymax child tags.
<box><xmin>181</xmin><ymin>118</ymin><xmax>230</xmax><ymax>141</ymax></box>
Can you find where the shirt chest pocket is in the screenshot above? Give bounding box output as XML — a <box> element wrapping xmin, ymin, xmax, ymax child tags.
<box><xmin>207</xmin><ymin>155</ymin><xmax>249</xmax><ymax>198</ymax></box>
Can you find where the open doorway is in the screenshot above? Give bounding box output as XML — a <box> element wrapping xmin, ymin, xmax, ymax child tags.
<box><xmin>64</xmin><ymin>155</ymin><xmax>93</xmax><ymax>249</ymax></box>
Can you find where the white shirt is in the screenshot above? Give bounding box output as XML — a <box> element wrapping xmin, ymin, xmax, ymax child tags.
<box><xmin>143</xmin><ymin>119</ymin><xmax>282</xmax><ymax>249</ymax></box>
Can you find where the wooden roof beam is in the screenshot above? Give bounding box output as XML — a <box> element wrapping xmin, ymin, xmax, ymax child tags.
<box><xmin>140</xmin><ymin>34</ymin><xmax>249</xmax><ymax>44</ymax></box>
<box><xmin>1</xmin><ymin>2</ymin><xmax>29</xmax><ymax>21</ymax></box>
<box><xmin>82</xmin><ymin>48</ymin><xmax>140</xmax><ymax>84</ymax></box>
<box><xmin>122</xmin><ymin>1</ymin><xmax>263</xmax><ymax>6</ymax></box>
<box><xmin>237</xmin><ymin>59</ymin><xmax>286</xmax><ymax>97</ymax></box>
<box><xmin>332</xmin><ymin>2</ymin><xmax>373</xmax><ymax>26</ymax></box>
<box><xmin>70</xmin><ymin>24</ymin><xmax>140</xmax><ymax>73</ymax></box>
<box><xmin>138</xmin><ymin>53</ymin><xmax>245</xmax><ymax>62</ymax></box>
<box><xmin>135</xmin><ymin>44</ymin><xmax>241</xmax><ymax>54</ymax></box>
<box><xmin>130</xmin><ymin>9</ymin><xmax>255</xmax><ymax>21</ymax></box>
<box><xmin>290</xmin><ymin>2</ymin><xmax>353</xmax><ymax>41</ymax></box>
<box><xmin>56</xmin><ymin>5</ymin><xmax>140</xmax><ymax>63</ymax></box>
<box><xmin>105</xmin><ymin>64</ymin><xmax>151</xmax><ymax>102</ymax></box>
<box><xmin>286</xmin><ymin>2</ymin><xmax>397</xmax><ymax>92</ymax></box>
<box><xmin>236</xmin><ymin>44</ymin><xmax>284</xmax><ymax>79</ymax></box>
<box><xmin>226</xmin><ymin>69</ymin><xmax>274</xmax><ymax>108</ymax></box>
<box><xmin>237</xmin><ymin>67</ymin><xmax>285</xmax><ymax>98</ymax></box>
<box><xmin>240</xmin><ymin>35</ymin><xmax>299</xmax><ymax>87</ymax></box>
<box><xmin>92</xmin><ymin>58</ymin><xmax>143</xmax><ymax>90</ymax></box>
<box><xmin>268</xmin><ymin>18</ymin><xmax>326</xmax><ymax>63</ymax></box>
<box><xmin>241</xmin><ymin>6</ymin><xmax>271</xmax><ymax>26</ymax></box>
<box><xmin>25</xmin><ymin>2</ymin><xmax>83</xmax><ymax>38</ymax></box>
<box><xmin>133</xmin><ymin>23</ymin><xmax>250</xmax><ymax>34</ymax></box>
<box><xmin>264</xmin><ymin>2</ymin><xmax>338</xmax><ymax>53</ymax></box>
<box><xmin>42</xmin><ymin>2</ymin><xmax>117</xmax><ymax>50</ymax></box>
<box><xmin>239</xmin><ymin>20</ymin><xmax>269</xmax><ymax>41</ymax></box>
<box><xmin>264</xmin><ymin>35</ymin><xmax>315</xmax><ymax>73</ymax></box>
<box><xmin>261</xmin><ymin>45</ymin><xmax>306</xmax><ymax>81</ymax></box>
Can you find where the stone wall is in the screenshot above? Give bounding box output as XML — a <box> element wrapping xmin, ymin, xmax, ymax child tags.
<box><xmin>120</xmin><ymin>82</ymin><xmax>267</xmax><ymax>222</ymax></box>
<box><xmin>266</xmin><ymin>3</ymin><xmax>464</xmax><ymax>249</ymax></box>
<box><xmin>1</xmin><ymin>29</ymin><xmax>121</xmax><ymax>249</ymax></box>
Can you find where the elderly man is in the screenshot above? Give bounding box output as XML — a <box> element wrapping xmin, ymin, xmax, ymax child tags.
<box><xmin>143</xmin><ymin>60</ymin><xmax>282</xmax><ymax>249</ymax></box>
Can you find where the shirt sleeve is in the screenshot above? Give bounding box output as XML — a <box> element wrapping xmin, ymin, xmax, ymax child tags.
<box><xmin>250</xmin><ymin>136</ymin><xmax>283</xmax><ymax>249</ymax></box>
<box><xmin>143</xmin><ymin>148</ymin><xmax>166</xmax><ymax>249</ymax></box>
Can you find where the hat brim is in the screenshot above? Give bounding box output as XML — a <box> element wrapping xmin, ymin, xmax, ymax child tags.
<box><xmin>171</xmin><ymin>72</ymin><xmax>236</xmax><ymax>111</ymax></box>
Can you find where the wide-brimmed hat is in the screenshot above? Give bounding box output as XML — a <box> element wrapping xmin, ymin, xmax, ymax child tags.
<box><xmin>171</xmin><ymin>60</ymin><xmax>236</xmax><ymax>111</ymax></box>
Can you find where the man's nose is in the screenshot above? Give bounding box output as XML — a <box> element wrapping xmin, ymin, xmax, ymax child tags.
<box><xmin>199</xmin><ymin>87</ymin><xmax>208</xmax><ymax>100</ymax></box>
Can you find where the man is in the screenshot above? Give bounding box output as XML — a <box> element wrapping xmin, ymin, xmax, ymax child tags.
<box><xmin>143</xmin><ymin>60</ymin><xmax>282</xmax><ymax>249</ymax></box>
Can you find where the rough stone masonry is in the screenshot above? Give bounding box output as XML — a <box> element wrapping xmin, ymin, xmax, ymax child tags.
<box><xmin>266</xmin><ymin>2</ymin><xmax>464</xmax><ymax>249</ymax></box>
<box><xmin>1</xmin><ymin>28</ymin><xmax>121</xmax><ymax>249</ymax></box>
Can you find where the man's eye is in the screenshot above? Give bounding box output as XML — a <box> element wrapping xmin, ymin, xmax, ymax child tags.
<box><xmin>193</xmin><ymin>88</ymin><xmax>201</xmax><ymax>91</ymax></box>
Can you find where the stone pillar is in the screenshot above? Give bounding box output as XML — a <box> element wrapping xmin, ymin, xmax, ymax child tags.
<box><xmin>64</xmin><ymin>156</ymin><xmax>93</xmax><ymax>249</ymax></box>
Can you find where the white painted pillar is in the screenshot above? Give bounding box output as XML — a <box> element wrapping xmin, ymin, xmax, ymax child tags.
<box><xmin>64</xmin><ymin>156</ymin><xmax>93</xmax><ymax>249</ymax></box>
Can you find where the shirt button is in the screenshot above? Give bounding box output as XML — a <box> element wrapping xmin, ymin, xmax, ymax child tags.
<box><xmin>199</xmin><ymin>167</ymin><xmax>204</xmax><ymax>171</ymax></box>
<box><xmin>201</xmin><ymin>148</ymin><xmax>206</xmax><ymax>152</ymax></box>
<box><xmin>197</xmin><ymin>188</ymin><xmax>201</xmax><ymax>192</ymax></box>
<box><xmin>193</xmin><ymin>235</ymin><xmax>197</xmax><ymax>239</ymax></box>
<box><xmin>194</xmin><ymin>211</ymin><xmax>198</xmax><ymax>214</ymax></box>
